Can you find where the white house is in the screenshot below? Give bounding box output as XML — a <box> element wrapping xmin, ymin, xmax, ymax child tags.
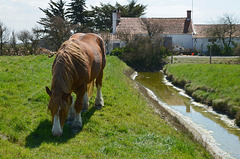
<box><xmin>110</xmin><ymin>10</ymin><xmax>240</xmax><ymax>54</ymax></box>
<box><xmin>111</xmin><ymin>10</ymin><xmax>194</xmax><ymax>52</ymax></box>
<box><xmin>193</xmin><ymin>24</ymin><xmax>240</xmax><ymax>54</ymax></box>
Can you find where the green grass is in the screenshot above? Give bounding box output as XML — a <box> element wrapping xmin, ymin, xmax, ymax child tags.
<box><xmin>0</xmin><ymin>55</ymin><xmax>211</xmax><ymax>158</ymax></box>
<box><xmin>164</xmin><ymin>64</ymin><xmax>240</xmax><ymax>125</ymax></box>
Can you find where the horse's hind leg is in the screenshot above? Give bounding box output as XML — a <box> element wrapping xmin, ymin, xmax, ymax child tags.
<box><xmin>95</xmin><ymin>70</ymin><xmax>104</xmax><ymax>109</ymax></box>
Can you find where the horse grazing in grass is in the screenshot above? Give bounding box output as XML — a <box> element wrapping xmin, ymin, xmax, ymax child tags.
<box><xmin>46</xmin><ymin>33</ymin><xmax>106</xmax><ymax>136</ymax></box>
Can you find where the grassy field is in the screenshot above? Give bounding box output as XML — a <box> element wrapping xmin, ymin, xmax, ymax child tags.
<box><xmin>0</xmin><ymin>55</ymin><xmax>211</xmax><ymax>158</ymax></box>
<box><xmin>164</xmin><ymin>63</ymin><xmax>240</xmax><ymax>125</ymax></box>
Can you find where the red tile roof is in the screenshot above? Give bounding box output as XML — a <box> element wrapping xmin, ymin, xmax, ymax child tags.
<box><xmin>193</xmin><ymin>25</ymin><xmax>214</xmax><ymax>38</ymax></box>
<box><xmin>193</xmin><ymin>24</ymin><xmax>240</xmax><ymax>38</ymax></box>
<box><xmin>116</xmin><ymin>17</ymin><xmax>193</xmax><ymax>35</ymax></box>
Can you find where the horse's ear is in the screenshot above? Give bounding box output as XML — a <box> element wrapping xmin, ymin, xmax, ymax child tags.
<box><xmin>46</xmin><ymin>86</ymin><xmax>52</xmax><ymax>97</ymax></box>
<box><xmin>62</xmin><ymin>92</ymin><xmax>71</xmax><ymax>100</ymax></box>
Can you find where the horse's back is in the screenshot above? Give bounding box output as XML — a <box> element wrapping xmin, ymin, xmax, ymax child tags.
<box><xmin>69</xmin><ymin>33</ymin><xmax>106</xmax><ymax>83</ymax></box>
<box><xmin>70</xmin><ymin>33</ymin><xmax>106</xmax><ymax>70</ymax></box>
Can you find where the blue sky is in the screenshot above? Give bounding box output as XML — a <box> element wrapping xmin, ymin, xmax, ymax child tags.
<box><xmin>0</xmin><ymin>0</ymin><xmax>240</xmax><ymax>32</ymax></box>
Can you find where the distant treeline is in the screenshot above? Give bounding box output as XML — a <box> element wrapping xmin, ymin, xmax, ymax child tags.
<box><xmin>0</xmin><ymin>0</ymin><xmax>147</xmax><ymax>55</ymax></box>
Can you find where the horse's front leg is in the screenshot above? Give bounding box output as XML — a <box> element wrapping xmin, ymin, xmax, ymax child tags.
<box><xmin>66</xmin><ymin>99</ymin><xmax>75</xmax><ymax>125</ymax></box>
<box><xmin>71</xmin><ymin>85</ymin><xmax>86</xmax><ymax>132</ymax></box>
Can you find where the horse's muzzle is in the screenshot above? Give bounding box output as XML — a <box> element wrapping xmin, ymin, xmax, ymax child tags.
<box><xmin>52</xmin><ymin>129</ymin><xmax>62</xmax><ymax>136</ymax></box>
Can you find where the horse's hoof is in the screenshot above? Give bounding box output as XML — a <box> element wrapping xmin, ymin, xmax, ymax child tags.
<box><xmin>81</xmin><ymin>109</ymin><xmax>88</xmax><ymax>113</ymax></box>
<box><xmin>71</xmin><ymin>121</ymin><xmax>82</xmax><ymax>128</ymax></box>
<box><xmin>71</xmin><ymin>127</ymin><xmax>82</xmax><ymax>133</ymax></box>
<box><xmin>95</xmin><ymin>105</ymin><xmax>102</xmax><ymax>110</ymax></box>
<box><xmin>66</xmin><ymin>120</ymin><xmax>73</xmax><ymax>125</ymax></box>
<box><xmin>71</xmin><ymin>122</ymin><xmax>82</xmax><ymax>133</ymax></box>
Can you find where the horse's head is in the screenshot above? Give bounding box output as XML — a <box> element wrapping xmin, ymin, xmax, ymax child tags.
<box><xmin>46</xmin><ymin>86</ymin><xmax>72</xmax><ymax>136</ymax></box>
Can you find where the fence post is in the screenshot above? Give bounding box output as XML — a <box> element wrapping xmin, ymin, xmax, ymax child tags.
<box><xmin>210</xmin><ymin>45</ymin><xmax>212</xmax><ymax>64</ymax></box>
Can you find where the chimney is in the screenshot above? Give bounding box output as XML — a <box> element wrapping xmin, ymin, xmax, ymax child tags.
<box><xmin>184</xmin><ymin>10</ymin><xmax>191</xmax><ymax>33</ymax></box>
<box><xmin>112</xmin><ymin>10</ymin><xmax>121</xmax><ymax>34</ymax></box>
<box><xmin>187</xmin><ymin>10</ymin><xmax>191</xmax><ymax>21</ymax></box>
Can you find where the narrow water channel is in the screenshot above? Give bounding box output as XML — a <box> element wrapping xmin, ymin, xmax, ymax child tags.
<box><xmin>135</xmin><ymin>71</ymin><xmax>240</xmax><ymax>159</ymax></box>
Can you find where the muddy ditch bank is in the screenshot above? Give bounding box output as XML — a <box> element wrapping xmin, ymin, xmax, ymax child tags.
<box><xmin>124</xmin><ymin>68</ymin><xmax>234</xmax><ymax>159</ymax></box>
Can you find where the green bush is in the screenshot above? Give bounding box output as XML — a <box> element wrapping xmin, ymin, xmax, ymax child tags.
<box><xmin>111</xmin><ymin>35</ymin><xmax>170</xmax><ymax>70</ymax></box>
<box><xmin>207</xmin><ymin>44</ymin><xmax>222</xmax><ymax>56</ymax></box>
<box><xmin>110</xmin><ymin>47</ymin><xmax>133</xmax><ymax>58</ymax></box>
<box><xmin>207</xmin><ymin>44</ymin><xmax>235</xmax><ymax>56</ymax></box>
<box><xmin>233</xmin><ymin>43</ymin><xmax>240</xmax><ymax>56</ymax></box>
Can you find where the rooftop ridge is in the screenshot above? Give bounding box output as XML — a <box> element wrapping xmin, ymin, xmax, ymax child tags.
<box><xmin>121</xmin><ymin>17</ymin><xmax>187</xmax><ymax>19</ymax></box>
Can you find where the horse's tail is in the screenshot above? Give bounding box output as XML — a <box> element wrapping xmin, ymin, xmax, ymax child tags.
<box><xmin>97</xmin><ymin>35</ymin><xmax>106</xmax><ymax>70</ymax></box>
<box><xmin>87</xmin><ymin>80</ymin><xmax>95</xmax><ymax>98</ymax></box>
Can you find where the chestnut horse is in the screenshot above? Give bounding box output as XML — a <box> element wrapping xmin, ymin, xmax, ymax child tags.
<box><xmin>46</xmin><ymin>33</ymin><xmax>106</xmax><ymax>136</ymax></box>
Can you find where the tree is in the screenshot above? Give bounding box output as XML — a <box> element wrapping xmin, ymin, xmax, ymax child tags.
<box><xmin>67</xmin><ymin>0</ymin><xmax>92</xmax><ymax>32</ymax></box>
<box><xmin>67</xmin><ymin>0</ymin><xmax>88</xmax><ymax>25</ymax></box>
<box><xmin>31</xmin><ymin>26</ymin><xmax>42</xmax><ymax>54</ymax></box>
<box><xmin>140</xmin><ymin>18</ymin><xmax>170</xmax><ymax>57</ymax></box>
<box><xmin>89</xmin><ymin>0</ymin><xmax>147</xmax><ymax>32</ymax></box>
<box><xmin>119</xmin><ymin>0</ymin><xmax>146</xmax><ymax>17</ymax></box>
<box><xmin>141</xmin><ymin>18</ymin><xmax>164</xmax><ymax>40</ymax></box>
<box><xmin>17</xmin><ymin>30</ymin><xmax>33</xmax><ymax>55</ymax></box>
<box><xmin>206</xmin><ymin>14</ymin><xmax>239</xmax><ymax>55</ymax></box>
<box><xmin>9</xmin><ymin>31</ymin><xmax>18</xmax><ymax>55</ymax></box>
<box><xmin>39</xmin><ymin>16</ymin><xmax>72</xmax><ymax>50</ymax></box>
<box><xmin>0</xmin><ymin>21</ymin><xmax>9</xmax><ymax>55</ymax></box>
<box><xmin>39</xmin><ymin>0</ymin><xmax>66</xmax><ymax>20</ymax></box>
<box><xmin>89</xmin><ymin>3</ymin><xmax>115</xmax><ymax>32</ymax></box>
<box><xmin>112</xmin><ymin>17</ymin><xmax>170</xmax><ymax>70</ymax></box>
<box><xmin>38</xmin><ymin>0</ymin><xmax>72</xmax><ymax>50</ymax></box>
<box><xmin>116</xmin><ymin>28</ymin><xmax>132</xmax><ymax>44</ymax></box>
<box><xmin>100</xmin><ymin>31</ymin><xmax>112</xmax><ymax>54</ymax></box>
<box><xmin>17</xmin><ymin>27</ymin><xmax>42</xmax><ymax>55</ymax></box>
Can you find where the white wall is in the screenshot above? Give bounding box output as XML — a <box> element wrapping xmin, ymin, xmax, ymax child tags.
<box><xmin>108</xmin><ymin>40</ymin><xmax>126</xmax><ymax>54</ymax></box>
<box><xmin>109</xmin><ymin>34</ymin><xmax>194</xmax><ymax>52</ymax></box>
<box><xmin>193</xmin><ymin>38</ymin><xmax>210</xmax><ymax>54</ymax></box>
<box><xmin>164</xmin><ymin>34</ymin><xmax>193</xmax><ymax>50</ymax></box>
<box><xmin>193</xmin><ymin>38</ymin><xmax>240</xmax><ymax>54</ymax></box>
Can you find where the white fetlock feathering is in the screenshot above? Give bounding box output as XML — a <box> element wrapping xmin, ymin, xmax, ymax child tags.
<box><xmin>52</xmin><ymin>107</ymin><xmax>62</xmax><ymax>136</ymax></box>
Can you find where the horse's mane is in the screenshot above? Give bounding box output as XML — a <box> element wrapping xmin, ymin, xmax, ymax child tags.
<box><xmin>51</xmin><ymin>39</ymin><xmax>89</xmax><ymax>94</ymax></box>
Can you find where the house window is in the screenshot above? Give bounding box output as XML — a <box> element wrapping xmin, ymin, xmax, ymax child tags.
<box><xmin>164</xmin><ymin>37</ymin><xmax>172</xmax><ymax>48</ymax></box>
<box><xmin>113</xmin><ymin>43</ymin><xmax>120</xmax><ymax>49</ymax></box>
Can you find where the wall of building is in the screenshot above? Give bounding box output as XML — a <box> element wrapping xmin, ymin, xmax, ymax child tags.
<box><xmin>109</xmin><ymin>34</ymin><xmax>193</xmax><ymax>53</ymax></box>
<box><xmin>164</xmin><ymin>34</ymin><xmax>193</xmax><ymax>51</ymax></box>
<box><xmin>193</xmin><ymin>38</ymin><xmax>210</xmax><ymax>54</ymax></box>
<box><xmin>108</xmin><ymin>40</ymin><xmax>126</xmax><ymax>54</ymax></box>
<box><xmin>193</xmin><ymin>38</ymin><xmax>240</xmax><ymax>54</ymax></box>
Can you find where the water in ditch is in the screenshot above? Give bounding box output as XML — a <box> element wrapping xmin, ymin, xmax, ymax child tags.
<box><xmin>135</xmin><ymin>71</ymin><xmax>240</xmax><ymax>159</ymax></box>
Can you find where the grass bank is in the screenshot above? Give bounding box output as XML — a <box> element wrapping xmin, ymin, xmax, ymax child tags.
<box><xmin>0</xmin><ymin>55</ymin><xmax>211</xmax><ymax>158</ymax></box>
<box><xmin>164</xmin><ymin>64</ymin><xmax>240</xmax><ymax>126</ymax></box>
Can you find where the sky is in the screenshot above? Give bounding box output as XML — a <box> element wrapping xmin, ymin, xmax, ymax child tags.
<box><xmin>0</xmin><ymin>0</ymin><xmax>240</xmax><ymax>32</ymax></box>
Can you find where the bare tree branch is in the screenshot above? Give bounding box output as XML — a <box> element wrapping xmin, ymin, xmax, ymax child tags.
<box><xmin>205</xmin><ymin>13</ymin><xmax>239</xmax><ymax>55</ymax></box>
<box><xmin>141</xmin><ymin>18</ymin><xmax>164</xmax><ymax>40</ymax></box>
<box><xmin>0</xmin><ymin>21</ymin><xmax>9</xmax><ymax>55</ymax></box>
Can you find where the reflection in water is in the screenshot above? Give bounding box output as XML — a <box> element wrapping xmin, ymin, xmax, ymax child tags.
<box><xmin>135</xmin><ymin>72</ymin><xmax>189</xmax><ymax>106</ymax></box>
<box><xmin>135</xmin><ymin>71</ymin><xmax>240</xmax><ymax>159</ymax></box>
